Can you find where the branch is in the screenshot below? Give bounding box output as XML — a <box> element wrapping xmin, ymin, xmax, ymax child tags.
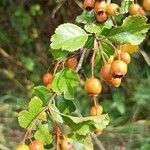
<box><xmin>91</xmin><ymin>133</ymin><xmax>105</xmax><ymax>150</ymax></box>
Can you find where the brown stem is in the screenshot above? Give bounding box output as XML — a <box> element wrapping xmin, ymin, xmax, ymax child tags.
<box><xmin>48</xmin><ymin>108</ymin><xmax>61</xmax><ymax>150</ymax></box>
<box><xmin>53</xmin><ymin>61</ymin><xmax>61</xmax><ymax>76</ymax></box>
<box><xmin>97</xmin><ymin>40</ymin><xmax>107</xmax><ymax>64</ymax></box>
<box><xmin>91</xmin><ymin>48</ymin><xmax>96</xmax><ymax>78</ymax></box>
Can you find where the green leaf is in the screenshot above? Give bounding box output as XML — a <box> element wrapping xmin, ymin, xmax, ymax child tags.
<box><xmin>85</xmin><ymin>19</ymin><xmax>113</xmax><ymax>34</ymax></box>
<box><xmin>105</xmin><ymin>16</ymin><xmax>150</xmax><ymax>45</ymax></box>
<box><xmin>34</xmin><ymin>123</ymin><xmax>52</xmax><ymax>145</ymax></box>
<box><xmin>52</xmin><ymin>68</ymin><xmax>79</xmax><ymax>100</ymax></box>
<box><xmin>18</xmin><ymin>97</ymin><xmax>44</xmax><ymax>129</ymax></box>
<box><xmin>50</xmin><ymin>23</ymin><xmax>88</xmax><ymax>52</ymax></box>
<box><xmin>84</xmin><ymin>36</ymin><xmax>94</xmax><ymax>49</ymax></box>
<box><xmin>34</xmin><ymin>86</ymin><xmax>51</xmax><ymax>106</ymax></box>
<box><xmin>76</xmin><ymin>10</ymin><xmax>96</xmax><ymax>24</ymax></box>
<box><xmin>50</xmin><ymin>49</ymin><xmax>68</xmax><ymax>60</ymax></box>
<box><xmin>55</xmin><ymin>95</ymin><xmax>76</xmax><ymax>114</ymax></box>
<box><xmin>62</xmin><ymin>114</ymin><xmax>110</xmax><ymax>135</ymax></box>
<box><xmin>50</xmin><ymin>104</ymin><xmax>63</xmax><ymax>123</ymax></box>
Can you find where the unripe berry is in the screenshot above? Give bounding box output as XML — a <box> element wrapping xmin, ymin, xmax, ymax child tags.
<box><xmin>90</xmin><ymin>105</ymin><xmax>103</xmax><ymax>116</ymax></box>
<box><xmin>43</xmin><ymin>73</ymin><xmax>53</xmax><ymax>86</ymax></box>
<box><xmin>29</xmin><ymin>140</ymin><xmax>44</xmax><ymax>150</ymax></box>
<box><xmin>110</xmin><ymin>60</ymin><xmax>127</xmax><ymax>78</ymax></box>
<box><xmin>16</xmin><ymin>144</ymin><xmax>29</xmax><ymax>150</ymax></box>
<box><xmin>120</xmin><ymin>52</ymin><xmax>131</xmax><ymax>64</ymax></box>
<box><xmin>84</xmin><ymin>77</ymin><xmax>102</xmax><ymax>95</ymax></box>
<box><xmin>108</xmin><ymin>78</ymin><xmax>122</xmax><ymax>87</ymax></box>
<box><xmin>94</xmin><ymin>1</ymin><xmax>107</xmax><ymax>12</ymax></box>
<box><xmin>66</xmin><ymin>57</ymin><xmax>78</xmax><ymax>70</ymax></box>
<box><xmin>143</xmin><ymin>0</ymin><xmax>150</xmax><ymax>11</ymax></box>
<box><xmin>129</xmin><ymin>4</ymin><xmax>145</xmax><ymax>16</ymax></box>
<box><xmin>100</xmin><ymin>63</ymin><xmax>112</xmax><ymax>81</ymax></box>
<box><xmin>106</xmin><ymin>3</ymin><xmax>120</xmax><ymax>16</ymax></box>
<box><xmin>61</xmin><ymin>138</ymin><xmax>74</xmax><ymax>150</ymax></box>
<box><xmin>96</xmin><ymin>11</ymin><xmax>107</xmax><ymax>23</ymax></box>
<box><xmin>83</xmin><ymin>0</ymin><xmax>95</xmax><ymax>11</ymax></box>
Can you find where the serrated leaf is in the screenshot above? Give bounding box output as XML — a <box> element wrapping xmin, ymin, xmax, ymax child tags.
<box><xmin>62</xmin><ymin>114</ymin><xmax>110</xmax><ymax>135</ymax></box>
<box><xmin>105</xmin><ymin>16</ymin><xmax>150</xmax><ymax>45</ymax></box>
<box><xmin>34</xmin><ymin>86</ymin><xmax>51</xmax><ymax>105</ymax></box>
<box><xmin>50</xmin><ymin>104</ymin><xmax>63</xmax><ymax>123</ymax></box>
<box><xmin>50</xmin><ymin>23</ymin><xmax>88</xmax><ymax>52</ymax></box>
<box><xmin>52</xmin><ymin>68</ymin><xmax>79</xmax><ymax>100</ymax></box>
<box><xmin>34</xmin><ymin>123</ymin><xmax>52</xmax><ymax>145</ymax></box>
<box><xmin>18</xmin><ymin>97</ymin><xmax>44</xmax><ymax>129</ymax></box>
<box><xmin>76</xmin><ymin>10</ymin><xmax>96</xmax><ymax>24</ymax></box>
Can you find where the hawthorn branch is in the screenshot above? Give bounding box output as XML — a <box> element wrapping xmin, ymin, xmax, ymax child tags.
<box><xmin>0</xmin><ymin>144</ymin><xmax>10</xmax><ymax>150</ymax></box>
<box><xmin>91</xmin><ymin>133</ymin><xmax>105</xmax><ymax>150</ymax></box>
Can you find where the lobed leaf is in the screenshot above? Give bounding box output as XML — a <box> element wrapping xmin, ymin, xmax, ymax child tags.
<box><xmin>50</xmin><ymin>23</ymin><xmax>88</xmax><ymax>52</ymax></box>
<box><xmin>18</xmin><ymin>97</ymin><xmax>44</xmax><ymax>129</ymax></box>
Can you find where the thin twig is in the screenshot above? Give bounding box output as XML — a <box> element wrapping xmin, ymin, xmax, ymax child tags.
<box><xmin>75</xmin><ymin>48</ymin><xmax>87</xmax><ymax>72</ymax></box>
<box><xmin>91</xmin><ymin>133</ymin><xmax>105</xmax><ymax>150</ymax></box>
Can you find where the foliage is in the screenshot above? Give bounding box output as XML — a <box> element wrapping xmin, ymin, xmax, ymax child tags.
<box><xmin>0</xmin><ymin>0</ymin><xmax>150</xmax><ymax>149</ymax></box>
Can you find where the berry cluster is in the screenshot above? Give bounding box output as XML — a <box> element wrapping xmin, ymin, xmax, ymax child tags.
<box><xmin>83</xmin><ymin>0</ymin><xmax>120</xmax><ymax>23</ymax></box>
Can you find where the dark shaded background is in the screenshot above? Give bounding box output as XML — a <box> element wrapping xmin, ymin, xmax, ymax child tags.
<box><xmin>0</xmin><ymin>0</ymin><xmax>150</xmax><ymax>149</ymax></box>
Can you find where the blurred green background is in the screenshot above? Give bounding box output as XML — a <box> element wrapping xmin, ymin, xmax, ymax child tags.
<box><xmin>0</xmin><ymin>0</ymin><xmax>150</xmax><ymax>149</ymax></box>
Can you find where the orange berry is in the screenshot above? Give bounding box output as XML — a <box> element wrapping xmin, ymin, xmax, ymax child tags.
<box><xmin>84</xmin><ymin>77</ymin><xmax>102</xmax><ymax>95</ymax></box>
<box><xmin>43</xmin><ymin>73</ymin><xmax>53</xmax><ymax>86</ymax></box>
<box><xmin>66</xmin><ymin>57</ymin><xmax>78</xmax><ymax>70</ymax></box>
<box><xmin>110</xmin><ymin>60</ymin><xmax>127</xmax><ymax>78</ymax></box>
<box><xmin>29</xmin><ymin>140</ymin><xmax>44</xmax><ymax>150</ymax></box>
<box><xmin>129</xmin><ymin>4</ymin><xmax>145</xmax><ymax>16</ymax></box>
<box><xmin>61</xmin><ymin>138</ymin><xmax>74</xmax><ymax>150</ymax></box>
<box><xmin>100</xmin><ymin>63</ymin><xmax>112</xmax><ymax>81</ymax></box>
<box><xmin>143</xmin><ymin>0</ymin><xmax>150</xmax><ymax>11</ymax></box>
<box><xmin>106</xmin><ymin>3</ymin><xmax>120</xmax><ymax>16</ymax></box>
<box><xmin>108</xmin><ymin>78</ymin><xmax>122</xmax><ymax>87</ymax></box>
<box><xmin>120</xmin><ymin>52</ymin><xmax>131</xmax><ymax>64</ymax></box>
<box><xmin>90</xmin><ymin>105</ymin><xmax>103</xmax><ymax>116</ymax></box>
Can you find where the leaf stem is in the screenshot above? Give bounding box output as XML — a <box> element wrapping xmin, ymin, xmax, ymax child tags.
<box><xmin>75</xmin><ymin>48</ymin><xmax>87</xmax><ymax>72</ymax></box>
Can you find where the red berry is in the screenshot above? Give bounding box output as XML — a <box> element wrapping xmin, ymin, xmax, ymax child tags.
<box><xmin>96</xmin><ymin>11</ymin><xmax>107</xmax><ymax>23</ymax></box>
<box><xmin>43</xmin><ymin>73</ymin><xmax>53</xmax><ymax>86</ymax></box>
<box><xmin>83</xmin><ymin>0</ymin><xmax>95</xmax><ymax>11</ymax></box>
<box><xmin>66</xmin><ymin>57</ymin><xmax>78</xmax><ymax>70</ymax></box>
<box><xmin>29</xmin><ymin>140</ymin><xmax>44</xmax><ymax>150</ymax></box>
